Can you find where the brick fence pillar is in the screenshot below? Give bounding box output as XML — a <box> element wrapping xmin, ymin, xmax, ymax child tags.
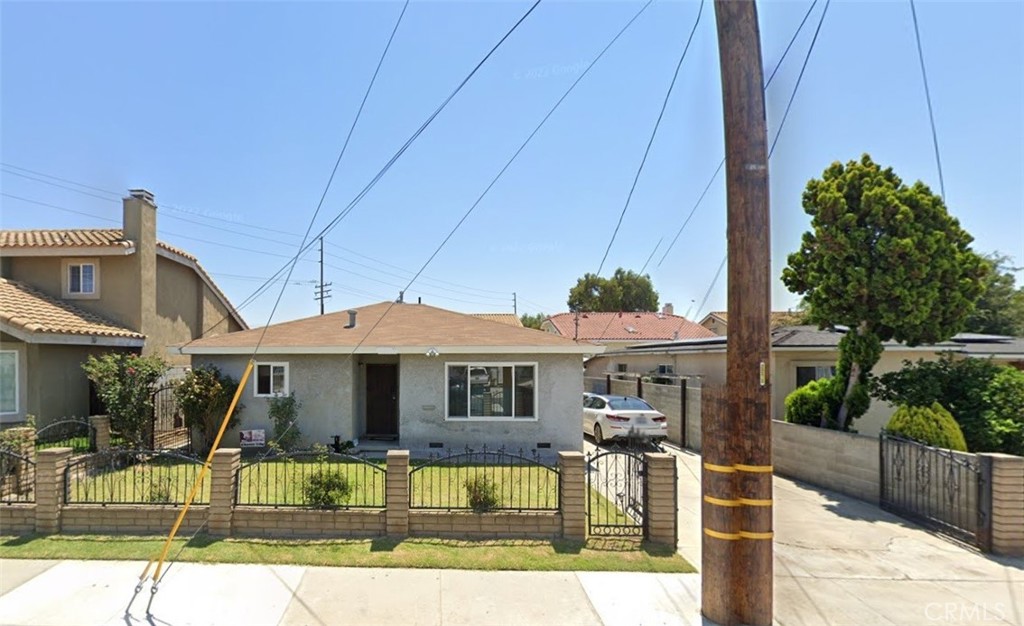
<box><xmin>386</xmin><ymin>450</ymin><xmax>410</xmax><ymax>536</ymax></box>
<box><xmin>979</xmin><ymin>453</ymin><xmax>1024</xmax><ymax>557</ymax></box>
<box><xmin>35</xmin><ymin>447</ymin><xmax>72</xmax><ymax>534</ymax></box>
<box><xmin>89</xmin><ymin>416</ymin><xmax>111</xmax><ymax>451</ymax></box>
<box><xmin>209</xmin><ymin>448</ymin><xmax>241</xmax><ymax>537</ymax></box>
<box><xmin>559</xmin><ymin>451</ymin><xmax>586</xmax><ymax>541</ymax></box>
<box><xmin>644</xmin><ymin>452</ymin><xmax>678</xmax><ymax>547</ymax></box>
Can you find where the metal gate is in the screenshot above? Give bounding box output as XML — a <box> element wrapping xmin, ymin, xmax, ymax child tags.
<box><xmin>150</xmin><ymin>385</ymin><xmax>190</xmax><ymax>452</ymax></box>
<box><xmin>586</xmin><ymin>449</ymin><xmax>646</xmax><ymax>537</ymax></box>
<box><xmin>880</xmin><ymin>431</ymin><xmax>990</xmax><ymax>549</ymax></box>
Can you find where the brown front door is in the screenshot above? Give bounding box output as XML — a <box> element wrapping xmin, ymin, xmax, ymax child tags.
<box><xmin>366</xmin><ymin>364</ymin><xmax>399</xmax><ymax>439</ymax></box>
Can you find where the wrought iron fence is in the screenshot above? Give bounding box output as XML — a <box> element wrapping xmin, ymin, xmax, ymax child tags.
<box><xmin>236</xmin><ymin>450</ymin><xmax>386</xmax><ymax>509</ymax></box>
<box><xmin>409</xmin><ymin>446</ymin><xmax>559</xmax><ymax>512</ymax></box>
<box><xmin>0</xmin><ymin>449</ymin><xmax>35</xmax><ymax>503</ymax></box>
<box><xmin>150</xmin><ymin>384</ymin><xmax>191</xmax><ymax>452</ymax></box>
<box><xmin>35</xmin><ymin>419</ymin><xmax>96</xmax><ymax>454</ymax></box>
<box><xmin>64</xmin><ymin>449</ymin><xmax>208</xmax><ymax>505</ymax></box>
<box><xmin>880</xmin><ymin>431</ymin><xmax>987</xmax><ymax>547</ymax></box>
<box><xmin>586</xmin><ymin>449</ymin><xmax>646</xmax><ymax>536</ymax></box>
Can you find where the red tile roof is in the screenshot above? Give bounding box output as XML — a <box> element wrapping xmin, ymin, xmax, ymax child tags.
<box><xmin>544</xmin><ymin>312</ymin><xmax>716</xmax><ymax>342</ymax></box>
<box><xmin>0</xmin><ymin>278</ymin><xmax>144</xmax><ymax>341</ymax></box>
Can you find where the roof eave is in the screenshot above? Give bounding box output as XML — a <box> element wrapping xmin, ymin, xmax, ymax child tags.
<box><xmin>177</xmin><ymin>344</ymin><xmax>604</xmax><ymax>356</ymax></box>
<box><xmin>1</xmin><ymin>323</ymin><xmax>144</xmax><ymax>347</ymax></box>
<box><xmin>1</xmin><ymin>245</ymin><xmax>135</xmax><ymax>257</ymax></box>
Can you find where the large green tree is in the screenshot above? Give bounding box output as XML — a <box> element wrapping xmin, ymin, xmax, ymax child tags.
<box><xmin>519</xmin><ymin>312</ymin><xmax>546</xmax><ymax>329</ymax></box>
<box><xmin>782</xmin><ymin>154</ymin><xmax>988</xmax><ymax>429</ymax></box>
<box><xmin>963</xmin><ymin>252</ymin><xmax>1024</xmax><ymax>336</ymax></box>
<box><xmin>567</xmin><ymin>268</ymin><xmax>658</xmax><ymax>312</ymax></box>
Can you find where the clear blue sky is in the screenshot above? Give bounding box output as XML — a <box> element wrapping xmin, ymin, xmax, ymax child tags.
<box><xmin>2</xmin><ymin>0</ymin><xmax>1021</xmax><ymax>329</ymax></box>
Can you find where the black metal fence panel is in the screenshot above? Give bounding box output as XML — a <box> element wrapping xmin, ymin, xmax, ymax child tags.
<box><xmin>409</xmin><ymin>446</ymin><xmax>559</xmax><ymax>512</ymax></box>
<box><xmin>236</xmin><ymin>450</ymin><xmax>385</xmax><ymax>509</ymax></box>
<box><xmin>150</xmin><ymin>385</ymin><xmax>190</xmax><ymax>452</ymax></box>
<box><xmin>880</xmin><ymin>431</ymin><xmax>987</xmax><ymax>548</ymax></box>
<box><xmin>586</xmin><ymin>449</ymin><xmax>646</xmax><ymax>537</ymax></box>
<box><xmin>35</xmin><ymin>419</ymin><xmax>96</xmax><ymax>454</ymax></box>
<box><xmin>64</xmin><ymin>449</ymin><xmax>207</xmax><ymax>505</ymax></box>
<box><xmin>0</xmin><ymin>449</ymin><xmax>35</xmax><ymax>503</ymax></box>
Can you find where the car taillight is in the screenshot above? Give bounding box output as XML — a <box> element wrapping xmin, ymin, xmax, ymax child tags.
<box><xmin>606</xmin><ymin>414</ymin><xmax>630</xmax><ymax>422</ymax></box>
<box><xmin>653</xmin><ymin>416</ymin><xmax>666</xmax><ymax>422</ymax></box>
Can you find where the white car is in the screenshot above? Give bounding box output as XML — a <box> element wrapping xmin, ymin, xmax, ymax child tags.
<box><xmin>583</xmin><ymin>394</ymin><xmax>668</xmax><ymax>444</ymax></box>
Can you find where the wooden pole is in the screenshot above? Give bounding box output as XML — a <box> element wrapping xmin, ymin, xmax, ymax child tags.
<box><xmin>702</xmin><ymin>2</ymin><xmax>773</xmax><ymax>625</ymax></box>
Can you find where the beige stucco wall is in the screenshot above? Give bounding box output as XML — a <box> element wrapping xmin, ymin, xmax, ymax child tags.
<box><xmin>193</xmin><ymin>352</ymin><xmax>584</xmax><ymax>453</ymax></box>
<box><xmin>26</xmin><ymin>344</ymin><xmax>134</xmax><ymax>426</ymax></box>
<box><xmin>154</xmin><ymin>255</ymin><xmax>201</xmax><ymax>366</ymax></box>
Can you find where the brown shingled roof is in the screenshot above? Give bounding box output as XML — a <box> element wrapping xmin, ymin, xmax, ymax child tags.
<box><xmin>180</xmin><ymin>302</ymin><xmax>595</xmax><ymax>354</ymax></box>
<box><xmin>471</xmin><ymin>313</ymin><xmax>524</xmax><ymax>328</ymax></box>
<box><xmin>544</xmin><ymin>311</ymin><xmax>716</xmax><ymax>342</ymax></box>
<box><xmin>0</xmin><ymin>278</ymin><xmax>144</xmax><ymax>341</ymax></box>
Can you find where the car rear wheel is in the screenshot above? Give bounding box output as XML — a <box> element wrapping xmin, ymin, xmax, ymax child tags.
<box><xmin>593</xmin><ymin>423</ymin><xmax>603</xmax><ymax>445</ymax></box>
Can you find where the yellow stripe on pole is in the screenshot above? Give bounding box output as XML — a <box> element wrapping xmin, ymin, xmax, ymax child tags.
<box><xmin>734</xmin><ymin>463</ymin><xmax>773</xmax><ymax>473</ymax></box>
<box><xmin>739</xmin><ymin>530</ymin><xmax>774</xmax><ymax>540</ymax></box>
<box><xmin>703</xmin><ymin>462</ymin><xmax>736</xmax><ymax>473</ymax></box>
<box><xmin>738</xmin><ymin>497</ymin><xmax>773</xmax><ymax>506</ymax></box>
<box><xmin>703</xmin><ymin>495</ymin><xmax>740</xmax><ymax>507</ymax></box>
<box><xmin>704</xmin><ymin>528</ymin><xmax>741</xmax><ymax>540</ymax></box>
<box><xmin>704</xmin><ymin>495</ymin><xmax>773</xmax><ymax>507</ymax></box>
<box><xmin>140</xmin><ymin>359</ymin><xmax>254</xmax><ymax>584</ymax></box>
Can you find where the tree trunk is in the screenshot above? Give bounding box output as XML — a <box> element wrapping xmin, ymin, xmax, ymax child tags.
<box><xmin>834</xmin><ymin>321</ymin><xmax>868</xmax><ymax>429</ymax></box>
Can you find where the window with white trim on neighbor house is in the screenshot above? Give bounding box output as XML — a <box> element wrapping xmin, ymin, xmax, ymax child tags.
<box><xmin>795</xmin><ymin>365</ymin><xmax>836</xmax><ymax>388</ymax></box>
<box><xmin>0</xmin><ymin>351</ymin><xmax>18</xmax><ymax>414</ymax></box>
<box><xmin>446</xmin><ymin>363</ymin><xmax>536</xmax><ymax>420</ymax></box>
<box><xmin>68</xmin><ymin>262</ymin><xmax>95</xmax><ymax>295</ymax></box>
<box><xmin>254</xmin><ymin>363</ymin><xmax>288</xmax><ymax>397</ymax></box>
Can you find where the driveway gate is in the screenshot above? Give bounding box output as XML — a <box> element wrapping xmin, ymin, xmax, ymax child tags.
<box><xmin>880</xmin><ymin>431</ymin><xmax>991</xmax><ymax>549</ymax></box>
<box><xmin>586</xmin><ymin>449</ymin><xmax>646</xmax><ymax>537</ymax></box>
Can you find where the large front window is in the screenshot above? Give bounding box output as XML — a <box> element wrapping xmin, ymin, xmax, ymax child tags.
<box><xmin>0</xmin><ymin>351</ymin><xmax>17</xmax><ymax>414</ymax></box>
<box><xmin>446</xmin><ymin>363</ymin><xmax>536</xmax><ymax>420</ymax></box>
<box><xmin>796</xmin><ymin>365</ymin><xmax>836</xmax><ymax>388</ymax></box>
<box><xmin>254</xmin><ymin>362</ymin><xmax>288</xmax><ymax>397</ymax></box>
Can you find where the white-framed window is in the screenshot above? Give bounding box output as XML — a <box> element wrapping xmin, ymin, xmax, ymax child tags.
<box><xmin>445</xmin><ymin>362</ymin><xmax>537</xmax><ymax>421</ymax></box>
<box><xmin>795</xmin><ymin>365</ymin><xmax>836</xmax><ymax>388</ymax></box>
<box><xmin>61</xmin><ymin>258</ymin><xmax>99</xmax><ymax>299</ymax></box>
<box><xmin>254</xmin><ymin>362</ymin><xmax>289</xmax><ymax>397</ymax></box>
<box><xmin>0</xmin><ymin>350</ymin><xmax>18</xmax><ymax>415</ymax></box>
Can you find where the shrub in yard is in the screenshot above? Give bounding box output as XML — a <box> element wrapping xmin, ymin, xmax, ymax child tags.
<box><xmin>783</xmin><ymin>378</ymin><xmax>844</xmax><ymax>429</ymax></box>
<box><xmin>464</xmin><ymin>475</ymin><xmax>499</xmax><ymax>513</ymax></box>
<box><xmin>147</xmin><ymin>476</ymin><xmax>173</xmax><ymax>504</ymax></box>
<box><xmin>82</xmin><ymin>353</ymin><xmax>168</xmax><ymax>447</ymax></box>
<box><xmin>267</xmin><ymin>392</ymin><xmax>302</xmax><ymax>451</ymax></box>
<box><xmin>174</xmin><ymin>365</ymin><xmax>243</xmax><ymax>453</ymax></box>
<box><xmin>982</xmin><ymin>367</ymin><xmax>1024</xmax><ymax>456</ymax></box>
<box><xmin>886</xmin><ymin>403</ymin><xmax>968</xmax><ymax>451</ymax></box>
<box><xmin>304</xmin><ymin>471</ymin><xmax>352</xmax><ymax>508</ymax></box>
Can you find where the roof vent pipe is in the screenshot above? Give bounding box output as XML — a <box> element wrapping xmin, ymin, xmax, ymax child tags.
<box><xmin>346</xmin><ymin>310</ymin><xmax>357</xmax><ymax>329</ymax></box>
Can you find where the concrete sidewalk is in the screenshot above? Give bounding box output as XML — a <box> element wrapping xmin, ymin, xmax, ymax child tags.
<box><xmin>0</xmin><ymin>559</ymin><xmax>703</xmax><ymax>626</ymax></box>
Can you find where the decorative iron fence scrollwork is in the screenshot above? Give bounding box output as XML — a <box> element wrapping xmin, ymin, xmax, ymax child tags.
<box><xmin>236</xmin><ymin>449</ymin><xmax>385</xmax><ymax>509</ymax></box>
<box><xmin>64</xmin><ymin>449</ymin><xmax>207</xmax><ymax>505</ymax></box>
<box><xmin>0</xmin><ymin>449</ymin><xmax>36</xmax><ymax>503</ymax></box>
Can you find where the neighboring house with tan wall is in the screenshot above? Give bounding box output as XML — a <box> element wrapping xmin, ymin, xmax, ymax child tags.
<box><xmin>542</xmin><ymin>304</ymin><xmax>716</xmax><ymax>353</ymax></box>
<box><xmin>699</xmin><ymin>310</ymin><xmax>806</xmax><ymax>336</ymax></box>
<box><xmin>585</xmin><ymin>326</ymin><xmax>1024</xmax><ymax>437</ymax></box>
<box><xmin>175</xmin><ymin>301</ymin><xmax>600</xmax><ymax>453</ymax></box>
<box><xmin>0</xmin><ymin>189</ymin><xmax>246</xmax><ymax>424</ymax></box>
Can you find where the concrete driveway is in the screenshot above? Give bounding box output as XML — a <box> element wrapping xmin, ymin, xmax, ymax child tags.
<box><xmin>668</xmin><ymin>445</ymin><xmax>1024</xmax><ymax>625</ymax></box>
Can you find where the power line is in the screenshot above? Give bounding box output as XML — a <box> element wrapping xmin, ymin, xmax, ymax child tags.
<box><xmin>909</xmin><ymin>0</ymin><xmax>945</xmax><ymax>201</ymax></box>
<box><xmin>657</xmin><ymin>0</ymin><xmax>823</xmax><ymax>268</ymax></box>
<box><xmin>596</xmin><ymin>0</ymin><xmax>704</xmax><ymax>277</ymax></box>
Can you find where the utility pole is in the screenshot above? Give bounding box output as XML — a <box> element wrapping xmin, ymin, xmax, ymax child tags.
<box><xmin>513</xmin><ymin>292</ymin><xmax>517</xmax><ymax>316</ymax></box>
<box><xmin>702</xmin><ymin>2</ymin><xmax>773</xmax><ymax>626</ymax></box>
<box><xmin>314</xmin><ymin>237</ymin><xmax>332</xmax><ymax>315</ymax></box>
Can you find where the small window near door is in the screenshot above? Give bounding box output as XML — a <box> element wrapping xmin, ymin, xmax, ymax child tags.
<box><xmin>254</xmin><ymin>362</ymin><xmax>288</xmax><ymax>397</ymax></box>
<box><xmin>796</xmin><ymin>365</ymin><xmax>836</xmax><ymax>388</ymax></box>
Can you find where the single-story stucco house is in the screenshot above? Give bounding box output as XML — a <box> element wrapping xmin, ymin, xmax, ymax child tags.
<box><xmin>174</xmin><ymin>302</ymin><xmax>602</xmax><ymax>453</ymax></box>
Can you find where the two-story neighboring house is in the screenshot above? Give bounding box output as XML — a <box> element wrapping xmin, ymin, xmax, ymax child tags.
<box><xmin>0</xmin><ymin>189</ymin><xmax>247</xmax><ymax>425</ymax></box>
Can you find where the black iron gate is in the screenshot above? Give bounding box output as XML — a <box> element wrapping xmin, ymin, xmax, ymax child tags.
<box><xmin>150</xmin><ymin>385</ymin><xmax>190</xmax><ymax>452</ymax></box>
<box><xmin>880</xmin><ymin>431</ymin><xmax>991</xmax><ymax>550</ymax></box>
<box><xmin>586</xmin><ymin>449</ymin><xmax>647</xmax><ymax>537</ymax></box>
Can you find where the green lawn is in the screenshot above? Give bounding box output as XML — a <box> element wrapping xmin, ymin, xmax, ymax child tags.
<box><xmin>66</xmin><ymin>454</ymin><xmax>210</xmax><ymax>504</ymax></box>
<box><xmin>0</xmin><ymin>534</ymin><xmax>694</xmax><ymax>573</ymax></box>
<box><xmin>409</xmin><ymin>463</ymin><xmax>560</xmax><ymax>510</ymax></box>
<box><xmin>237</xmin><ymin>457</ymin><xmax>386</xmax><ymax>507</ymax></box>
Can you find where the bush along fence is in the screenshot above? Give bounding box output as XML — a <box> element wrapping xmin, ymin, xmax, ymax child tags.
<box><xmin>0</xmin><ymin>445</ymin><xmax>679</xmax><ymax>546</ymax></box>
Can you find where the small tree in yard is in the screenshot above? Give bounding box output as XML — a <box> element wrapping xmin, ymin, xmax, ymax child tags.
<box><xmin>781</xmin><ymin>154</ymin><xmax>987</xmax><ymax>430</ymax></box>
<box><xmin>267</xmin><ymin>392</ymin><xmax>302</xmax><ymax>451</ymax></box>
<box><xmin>82</xmin><ymin>353</ymin><xmax>168</xmax><ymax>447</ymax></box>
<box><xmin>174</xmin><ymin>365</ymin><xmax>243</xmax><ymax>453</ymax></box>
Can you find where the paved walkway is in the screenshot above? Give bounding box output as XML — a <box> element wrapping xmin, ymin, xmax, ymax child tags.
<box><xmin>669</xmin><ymin>445</ymin><xmax>1024</xmax><ymax>626</ymax></box>
<box><xmin>1</xmin><ymin>445</ymin><xmax>1021</xmax><ymax>625</ymax></box>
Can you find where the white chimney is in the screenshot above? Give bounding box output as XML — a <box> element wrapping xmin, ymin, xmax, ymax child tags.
<box><xmin>662</xmin><ymin>303</ymin><xmax>674</xmax><ymax>316</ymax></box>
<box><xmin>346</xmin><ymin>310</ymin><xmax>357</xmax><ymax>328</ymax></box>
